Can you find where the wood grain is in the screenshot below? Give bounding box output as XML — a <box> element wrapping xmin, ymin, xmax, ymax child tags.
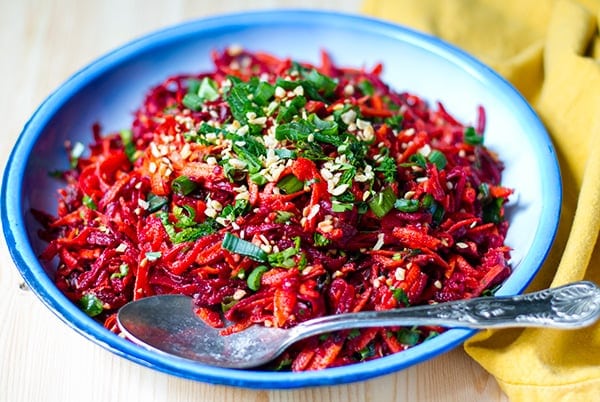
<box><xmin>0</xmin><ymin>1</ymin><xmax>509</xmax><ymax>401</ymax></box>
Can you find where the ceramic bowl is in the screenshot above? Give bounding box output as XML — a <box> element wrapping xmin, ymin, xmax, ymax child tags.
<box><xmin>1</xmin><ymin>10</ymin><xmax>561</xmax><ymax>388</ymax></box>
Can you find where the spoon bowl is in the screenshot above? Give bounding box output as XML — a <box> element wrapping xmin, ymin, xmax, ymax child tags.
<box><xmin>117</xmin><ymin>281</ymin><xmax>600</xmax><ymax>369</ymax></box>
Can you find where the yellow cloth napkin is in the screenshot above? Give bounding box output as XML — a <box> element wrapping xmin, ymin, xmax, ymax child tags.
<box><xmin>362</xmin><ymin>0</ymin><xmax>600</xmax><ymax>400</ymax></box>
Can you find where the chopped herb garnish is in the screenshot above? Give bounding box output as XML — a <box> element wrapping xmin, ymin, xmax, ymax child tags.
<box><xmin>274</xmin><ymin>148</ymin><xmax>297</xmax><ymax>159</ymax></box>
<box><xmin>482</xmin><ymin>197</ymin><xmax>504</xmax><ymax>224</ymax></box>
<box><xmin>385</xmin><ymin>114</ymin><xmax>404</xmax><ymax>128</ymax></box>
<box><xmin>397</xmin><ymin>327</ymin><xmax>421</xmax><ymax>346</ymax></box>
<box><xmin>253</xmin><ymin>81</ymin><xmax>275</xmax><ymax>105</ymax></box>
<box><xmin>408</xmin><ymin>153</ymin><xmax>427</xmax><ymax>169</ymax></box>
<box><xmin>357</xmin><ymin>79</ymin><xmax>375</xmax><ymax>96</ymax></box>
<box><xmin>82</xmin><ymin>194</ymin><xmax>97</xmax><ymax>210</ymax></box>
<box><xmin>374</xmin><ymin>155</ymin><xmax>397</xmax><ymax>183</ymax></box>
<box><xmin>79</xmin><ymin>293</ymin><xmax>104</xmax><ymax>317</ymax></box>
<box><xmin>276</xmin><ymin>114</ymin><xmax>344</xmax><ymax>146</ymax></box>
<box><xmin>220</xmin><ymin>199</ymin><xmax>250</xmax><ymax>222</ymax></box>
<box><xmin>196</xmin><ymin>77</ymin><xmax>220</xmax><ymax>102</ymax></box>
<box><xmin>110</xmin><ymin>263</ymin><xmax>129</xmax><ymax>279</ymax></box>
<box><xmin>276</xmin><ymin>95</ymin><xmax>307</xmax><ymax>124</ymax></box>
<box><xmin>394</xmin><ymin>198</ymin><xmax>420</xmax><ymax>213</ymax></box>
<box><xmin>428</xmin><ymin>150</ymin><xmax>447</xmax><ymax>170</ymax></box>
<box><xmin>274</xmin><ymin>211</ymin><xmax>294</xmax><ymax>224</ymax></box>
<box><xmin>120</xmin><ymin>129</ymin><xmax>137</xmax><ymax>162</ymax></box>
<box><xmin>225</xmin><ymin>77</ymin><xmax>264</xmax><ymax>125</ymax></box>
<box><xmin>182</xmin><ymin>93</ymin><xmax>204</xmax><ymax>111</ymax></box>
<box><xmin>268</xmin><ymin>243</ymin><xmax>300</xmax><ymax>268</ymax></box>
<box><xmin>358</xmin><ymin>343</ymin><xmax>376</xmax><ymax>360</ymax></box>
<box><xmin>391</xmin><ymin>287</ymin><xmax>410</xmax><ymax>306</ymax></box>
<box><xmin>464</xmin><ymin>126</ymin><xmax>484</xmax><ymax>145</ymax></box>
<box><xmin>314</xmin><ymin>232</ymin><xmax>331</xmax><ymax>247</ymax></box>
<box><xmin>250</xmin><ymin>172</ymin><xmax>269</xmax><ymax>185</ymax></box>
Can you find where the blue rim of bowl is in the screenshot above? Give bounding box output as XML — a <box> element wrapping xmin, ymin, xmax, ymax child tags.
<box><xmin>1</xmin><ymin>9</ymin><xmax>561</xmax><ymax>389</ymax></box>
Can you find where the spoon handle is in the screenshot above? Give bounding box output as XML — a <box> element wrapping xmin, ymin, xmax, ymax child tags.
<box><xmin>291</xmin><ymin>281</ymin><xmax>600</xmax><ymax>340</ymax></box>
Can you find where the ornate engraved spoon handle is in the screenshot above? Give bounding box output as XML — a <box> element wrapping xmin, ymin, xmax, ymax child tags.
<box><xmin>292</xmin><ymin>281</ymin><xmax>600</xmax><ymax>339</ymax></box>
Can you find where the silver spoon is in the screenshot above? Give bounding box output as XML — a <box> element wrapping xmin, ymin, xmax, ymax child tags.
<box><xmin>117</xmin><ymin>281</ymin><xmax>600</xmax><ymax>369</ymax></box>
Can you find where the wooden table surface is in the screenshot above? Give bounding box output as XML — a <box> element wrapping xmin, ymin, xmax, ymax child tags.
<box><xmin>0</xmin><ymin>1</ymin><xmax>509</xmax><ymax>401</ymax></box>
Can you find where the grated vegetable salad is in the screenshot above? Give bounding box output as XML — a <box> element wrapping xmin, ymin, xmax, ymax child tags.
<box><xmin>36</xmin><ymin>46</ymin><xmax>513</xmax><ymax>371</ymax></box>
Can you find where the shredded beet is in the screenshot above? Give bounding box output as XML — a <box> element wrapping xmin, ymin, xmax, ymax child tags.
<box><xmin>37</xmin><ymin>47</ymin><xmax>512</xmax><ymax>371</ymax></box>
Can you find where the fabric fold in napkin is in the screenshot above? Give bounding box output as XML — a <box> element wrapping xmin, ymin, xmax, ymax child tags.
<box><xmin>362</xmin><ymin>0</ymin><xmax>600</xmax><ymax>400</ymax></box>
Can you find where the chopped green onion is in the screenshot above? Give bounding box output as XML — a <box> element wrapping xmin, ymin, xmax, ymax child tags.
<box><xmin>464</xmin><ymin>126</ymin><xmax>484</xmax><ymax>145</ymax></box>
<box><xmin>274</xmin><ymin>211</ymin><xmax>294</xmax><ymax>224</ymax></box>
<box><xmin>222</xmin><ymin>232</ymin><xmax>268</xmax><ymax>263</ymax></box>
<box><xmin>358</xmin><ymin>343</ymin><xmax>376</xmax><ymax>360</ymax></box>
<box><xmin>173</xmin><ymin>205</ymin><xmax>196</xmax><ymax>228</ymax></box>
<box><xmin>331</xmin><ymin>200</ymin><xmax>354</xmax><ymax>212</ymax></box>
<box><xmin>171</xmin><ymin>175</ymin><xmax>198</xmax><ymax>196</ymax></box>
<box><xmin>384</xmin><ymin>114</ymin><xmax>404</xmax><ymax>128</ymax></box>
<box><xmin>182</xmin><ymin>93</ymin><xmax>204</xmax><ymax>111</ymax></box>
<box><xmin>187</xmin><ymin>79</ymin><xmax>201</xmax><ymax>95</ymax></box>
<box><xmin>408</xmin><ymin>153</ymin><xmax>427</xmax><ymax>169</ymax></box>
<box><xmin>482</xmin><ymin>197</ymin><xmax>504</xmax><ymax>224</ymax></box>
<box><xmin>421</xmin><ymin>193</ymin><xmax>434</xmax><ymax>208</ymax></box>
<box><xmin>250</xmin><ymin>172</ymin><xmax>268</xmax><ymax>185</ymax></box>
<box><xmin>357</xmin><ymin>79</ymin><xmax>375</xmax><ymax>96</ymax></box>
<box><xmin>197</xmin><ymin>77</ymin><xmax>219</xmax><ymax>102</ymax></box>
<box><xmin>267</xmin><ymin>245</ymin><xmax>299</xmax><ymax>268</ymax></box>
<box><xmin>397</xmin><ymin>327</ymin><xmax>421</xmax><ymax>346</ymax></box>
<box><xmin>120</xmin><ymin>129</ymin><xmax>137</xmax><ymax>162</ymax></box>
<box><xmin>247</xmin><ymin>265</ymin><xmax>269</xmax><ymax>291</ymax></box>
<box><xmin>368</xmin><ymin>187</ymin><xmax>396</xmax><ymax>218</ymax></box>
<box><xmin>110</xmin><ymin>263</ymin><xmax>129</xmax><ymax>279</ymax></box>
<box><xmin>313</xmin><ymin>232</ymin><xmax>331</xmax><ymax>247</ymax></box>
<box><xmin>478</xmin><ymin>183</ymin><xmax>491</xmax><ymax>201</ymax></box>
<box><xmin>82</xmin><ymin>194</ymin><xmax>97</xmax><ymax>210</ymax></box>
<box><xmin>277</xmin><ymin>174</ymin><xmax>304</xmax><ymax>194</ymax></box>
<box><xmin>391</xmin><ymin>287</ymin><xmax>410</xmax><ymax>306</ymax></box>
<box><xmin>146</xmin><ymin>193</ymin><xmax>168</xmax><ymax>213</ymax></box>
<box><xmin>428</xmin><ymin>150</ymin><xmax>447</xmax><ymax>170</ymax></box>
<box><xmin>79</xmin><ymin>293</ymin><xmax>104</xmax><ymax>317</ymax></box>
<box><xmin>422</xmin><ymin>194</ymin><xmax>445</xmax><ymax>226</ymax></box>
<box><xmin>221</xmin><ymin>296</ymin><xmax>238</xmax><ymax>312</ymax></box>
<box><xmin>394</xmin><ymin>198</ymin><xmax>420</xmax><ymax>213</ymax></box>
